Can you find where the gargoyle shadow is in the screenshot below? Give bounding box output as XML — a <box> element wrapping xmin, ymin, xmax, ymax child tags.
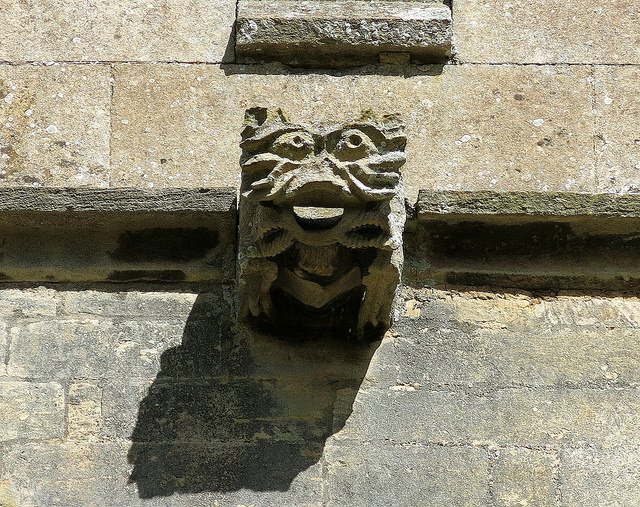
<box><xmin>128</xmin><ymin>292</ymin><xmax>379</xmax><ymax>497</ymax></box>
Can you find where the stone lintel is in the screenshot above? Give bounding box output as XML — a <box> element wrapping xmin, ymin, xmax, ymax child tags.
<box><xmin>236</xmin><ymin>0</ymin><xmax>452</xmax><ymax>67</ymax></box>
<box><xmin>0</xmin><ymin>187</ymin><xmax>237</xmax><ymax>284</ymax></box>
<box><xmin>417</xmin><ymin>190</ymin><xmax>640</xmax><ymax>221</ymax></box>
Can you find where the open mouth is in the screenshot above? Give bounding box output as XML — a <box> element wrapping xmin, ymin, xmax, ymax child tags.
<box><xmin>293</xmin><ymin>206</ymin><xmax>344</xmax><ymax>230</ymax></box>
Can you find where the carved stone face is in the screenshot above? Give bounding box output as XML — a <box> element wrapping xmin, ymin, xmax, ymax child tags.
<box><xmin>238</xmin><ymin>108</ymin><xmax>406</xmax><ymax>341</ymax></box>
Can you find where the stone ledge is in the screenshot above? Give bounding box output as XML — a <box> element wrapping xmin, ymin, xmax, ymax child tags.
<box><xmin>407</xmin><ymin>190</ymin><xmax>640</xmax><ymax>291</ymax></box>
<box><xmin>0</xmin><ymin>187</ymin><xmax>235</xmax><ymax>213</ymax></box>
<box><xmin>417</xmin><ymin>190</ymin><xmax>640</xmax><ymax>220</ymax></box>
<box><xmin>0</xmin><ymin>187</ymin><xmax>237</xmax><ymax>283</ymax></box>
<box><xmin>236</xmin><ymin>0</ymin><xmax>452</xmax><ymax>67</ymax></box>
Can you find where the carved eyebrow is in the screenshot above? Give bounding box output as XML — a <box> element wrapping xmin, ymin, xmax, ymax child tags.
<box><xmin>324</xmin><ymin>124</ymin><xmax>384</xmax><ymax>139</ymax></box>
<box><xmin>240</xmin><ymin>124</ymin><xmax>308</xmax><ymax>151</ymax></box>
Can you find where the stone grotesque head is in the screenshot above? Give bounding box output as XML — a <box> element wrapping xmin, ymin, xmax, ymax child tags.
<box><xmin>238</xmin><ymin>108</ymin><xmax>406</xmax><ymax>341</ymax></box>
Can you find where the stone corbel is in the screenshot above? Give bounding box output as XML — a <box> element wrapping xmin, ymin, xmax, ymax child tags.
<box><xmin>237</xmin><ymin>107</ymin><xmax>407</xmax><ymax>341</ymax></box>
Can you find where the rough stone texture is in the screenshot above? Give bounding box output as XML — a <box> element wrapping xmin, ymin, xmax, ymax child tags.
<box><xmin>112</xmin><ymin>64</ymin><xmax>595</xmax><ymax>202</ymax></box>
<box><xmin>236</xmin><ymin>0</ymin><xmax>452</xmax><ymax>66</ymax></box>
<box><xmin>0</xmin><ymin>382</ymin><xmax>65</xmax><ymax>441</ymax></box>
<box><xmin>455</xmin><ymin>0</ymin><xmax>640</xmax><ymax>64</ymax></box>
<box><xmin>418</xmin><ymin>190</ymin><xmax>640</xmax><ymax>219</ymax></box>
<box><xmin>1</xmin><ymin>287</ymin><xmax>639</xmax><ymax>503</ymax></box>
<box><xmin>492</xmin><ymin>448</ymin><xmax>558</xmax><ymax>507</ymax></box>
<box><xmin>7</xmin><ymin>319</ymin><xmax>187</xmax><ymax>379</ymax></box>
<box><xmin>68</xmin><ymin>383</ymin><xmax>103</xmax><ymax>440</ymax></box>
<box><xmin>594</xmin><ymin>66</ymin><xmax>640</xmax><ymax>194</ymax></box>
<box><xmin>561</xmin><ymin>447</ymin><xmax>640</xmax><ymax>506</ymax></box>
<box><xmin>0</xmin><ymin>64</ymin><xmax>110</xmax><ymax>187</ymax></box>
<box><xmin>0</xmin><ymin>0</ymin><xmax>235</xmax><ymax>63</ymax></box>
<box><xmin>0</xmin><ymin>323</ymin><xmax>7</xmax><ymax>377</ymax></box>
<box><xmin>324</xmin><ymin>443</ymin><xmax>488</xmax><ymax>506</ymax></box>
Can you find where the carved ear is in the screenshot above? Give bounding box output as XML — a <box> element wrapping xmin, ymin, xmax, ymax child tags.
<box><xmin>242</xmin><ymin>107</ymin><xmax>289</xmax><ymax>141</ymax></box>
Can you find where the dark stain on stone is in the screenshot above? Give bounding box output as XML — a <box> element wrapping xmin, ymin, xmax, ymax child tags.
<box><xmin>107</xmin><ymin>270</ymin><xmax>187</xmax><ymax>282</ymax></box>
<box><xmin>537</xmin><ymin>137</ymin><xmax>553</xmax><ymax>147</ymax></box>
<box><xmin>111</xmin><ymin>228</ymin><xmax>219</xmax><ymax>262</ymax></box>
<box><xmin>514</xmin><ymin>93</ymin><xmax>526</xmax><ymax>101</ymax></box>
<box><xmin>420</xmin><ymin>221</ymin><xmax>640</xmax><ymax>260</ymax></box>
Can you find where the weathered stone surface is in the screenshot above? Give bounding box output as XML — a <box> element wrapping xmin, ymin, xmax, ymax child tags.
<box><xmin>0</xmin><ymin>1</ymin><xmax>235</xmax><ymax>63</ymax></box>
<box><xmin>61</xmin><ymin>291</ymin><xmax>199</xmax><ymax>319</ymax></box>
<box><xmin>111</xmin><ymin>64</ymin><xmax>595</xmax><ymax>202</ymax></box>
<box><xmin>0</xmin><ymin>440</ymin><xmax>322</xmax><ymax>506</ymax></box>
<box><xmin>325</xmin><ymin>443</ymin><xmax>488</xmax><ymax>506</ymax></box>
<box><xmin>417</xmin><ymin>190</ymin><xmax>640</xmax><ymax>219</ymax></box>
<box><xmin>594</xmin><ymin>66</ymin><xmax>640</xmax><ymax>194</ymax></box>
<box><xmin>561</xmin><ymin>447</ymin><xmax>640</xmax><ymax>506</ymax></box>
<box><xmin>7</xmin><ymin>320</ymin><xmax>187</xmax><ymax>379</ymax></box>
<box><xmin>0</xmin><ymin>187</ymin><xmax>236</xmax><ymax>212</ymax></box>
<box><xmin>0</xmin><ymin>64</ymin><xmax>110</xmax><ymax>187</ymax></box>
<box><xmin>68</xmin><ymin>383</ymin><xmax>103</xmax><ymax>440</ymax></box>
<box><xmin>0</xmin><ymin>382</ymin><xmax>65</xmax><ymax>441</ymax></box>
<box><xmin>456</xmin><ymin>0</ymin><xmax>640</xmax><ymax>64</ymax></box>
<box><xmin>236</xmin><ymin>0</ymin><xmax>452</xmax><ymax>67</ymax></box>
<box><xmin>0</xmin><ymin>288</ymin><xmax>58</xmax><ymax>318</ymax></box>
<box><xmin>337</xmin><ymin>387</ymin><xmax>640</xmax><ymax>448</ymax></box>
<box><xmin>393</xmin><ymin>291</ymin><xmax>640</xmax><ymax>387</ymax></box>
<box><xmin>492</xmin><ymin>448</ymin><xmax>558</xmax><ymax>507</ymax></box>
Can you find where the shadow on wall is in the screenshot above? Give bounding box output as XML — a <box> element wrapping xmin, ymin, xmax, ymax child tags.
<box><xmin>128</xmin><ymin>293</ymin><xmax>379</xmax><ymax>497</ymax></box>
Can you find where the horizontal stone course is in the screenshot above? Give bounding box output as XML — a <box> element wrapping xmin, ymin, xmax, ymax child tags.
<box><xmin>0</xmin><ymin>381</ymin><xmax>65</xmax><ymax>441</ymax></box>
<box><xmin>0</xmin><ymin>0</ymin><xmax>235</xmax><ymax>63</ymax></box>
<box><xmin>7</xmin><ymin>319</ymin><xmax>189</xmax><ymax>379</ymax></box>
<box><xmin>337</xmin><ymin>387</ymin><xmax>640</xmax><ymax>448</ymax></box>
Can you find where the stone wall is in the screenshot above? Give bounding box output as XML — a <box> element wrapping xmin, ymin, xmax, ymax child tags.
<box><xmin>2</xmin><ymin>287</ymin><xmax>640</xmax><ymax>506</ymax></box>
<box><xmin>2</xmin><ymin>1</ymin><xmax>640</xmax><ymax>506</ymax></box>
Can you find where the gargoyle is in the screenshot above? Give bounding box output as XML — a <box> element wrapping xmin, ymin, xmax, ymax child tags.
<box><xmin>238</xmin><ymin>107</ymin><xmax>406</xmax><ymax>341</ymax></box>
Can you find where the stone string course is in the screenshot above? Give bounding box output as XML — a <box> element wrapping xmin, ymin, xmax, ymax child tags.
<box><xmin>0</xmin><ymin>287</ymin><xmax>640</xmax><ymax>505</ymax></box>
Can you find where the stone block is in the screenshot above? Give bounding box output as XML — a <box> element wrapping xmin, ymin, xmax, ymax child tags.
<box><xmin>0</xmin><ymin>0</ymin><xmax>235</xmax><ymax>63</ymax></box>
<box><xmin>0</xmin><ymin>288</ymin><xmax>58</xmax><ymax>318</ymax></box>
<box><xmin>7</xmin><ymin>319</ymin><xmax>188</xmax><ymax>379</ymax></box>
<box><xmin>67</xmin><ymin>383</ymin><xmax>103</xmax><ymax>440</ymax></box>
<box><xmin>492</xmin><ymin>448</ymin><xmax>558</xmax><ymax>507</ymax></box>
<box><xmin>561</xmin><ymin>447</ymin><xmax>640</xmax><ymax>506</ymax></box>
<box><xmin>336</xmin><ymin>387</ymin><xmax>640</xmax><ymax>448</ymax></box>
<box><xmin>0</xmin><ymin>64</ymin><xmax>110</xmax><ymax>187</ymax></box>
<box><xmin>111</xmin><ymin>63</ymin><xmax>595</xmax><ymax>202</ymax></box>
<box><xmin>324</xmin><ymin>443</ymin><xmax>488</xmax><ymax>506</ymax></box>
<box><xmin>0</xmin><ymin>382</ymin><xmax>65</xmax><ymax>441</ymax></box>
<box><xmin>594</xmin><ymin>66</ymin><xmax>640</xmax><ymax>193</ymax></box>
<box><xmin>236</xmin><ymin>0</ymin><xmax>452</xmax><ymax>66</ymax></box>
<box><xmin>392</xmin><ymin>300</ymin><xmax>640</xmax><ymax>387</ymax></box>
<box><xmin>455</xmin><ymin>0</ymin><xmax>640</xmax><ymax>64</ymax></box>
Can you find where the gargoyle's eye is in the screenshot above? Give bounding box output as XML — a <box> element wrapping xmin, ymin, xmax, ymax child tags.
<box><xmin>270</xmin><ymin>131</ymin><xmax>314</xmax><ymax>160</ymax></box>
<box><xmin>334</xmin><ymin>129</ymin><xmax>377</xmax><ymax>161</ymax></box>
